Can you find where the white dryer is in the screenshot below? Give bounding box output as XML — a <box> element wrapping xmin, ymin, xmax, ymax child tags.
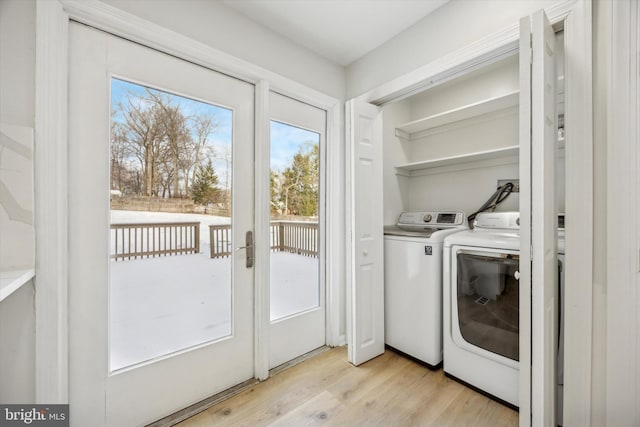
<box><xmin>384</xmin><ymin>211</ymin><xmax>468</xmax><ymax>368</ymax></box>
<box><xmin>443</xmin><ymin>212</ymin><xmax>521</xmax><ymax>407</ymax></box>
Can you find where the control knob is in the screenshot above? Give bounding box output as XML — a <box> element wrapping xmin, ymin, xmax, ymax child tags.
<box><xmin>423</xmin><ymin>214</ymin><xmax>432</xmax><ymax>223</ymax></box>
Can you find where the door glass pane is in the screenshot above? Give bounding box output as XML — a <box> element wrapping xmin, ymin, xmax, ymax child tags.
<box><xmin>269</xmin><ymin>121</ymin><xmax>320</xmax><ymax>321</ymax></box>
<box><xmin>456</xmin><ymin>252</ymin><xmax>519</xmax><ymax>360</ymax></box>
<box><xmin>109</xmin><ymin>78</ymin><xmax>233</xmax><ymax>371</ymax></box>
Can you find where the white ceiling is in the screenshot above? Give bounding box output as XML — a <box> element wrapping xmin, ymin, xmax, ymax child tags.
<box><xmin>222</xmin><ymin>0</ymin><xmax>449</xmax><ymax>66</ymax></box>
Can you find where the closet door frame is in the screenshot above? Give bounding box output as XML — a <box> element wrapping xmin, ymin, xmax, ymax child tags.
<box><xmin>354</xmin><ymin>1</ymin><xmax>592</xmax><ymax>425</ymax></box>
<box><xmin>34</xmin><ymin>0</ymin><xmax>343</xmax><ymax>403</ymax></box>
<box><xmin>606</xmin><ymin>0</ymin><xmax>640</xmax><ymax>424</ymax></box>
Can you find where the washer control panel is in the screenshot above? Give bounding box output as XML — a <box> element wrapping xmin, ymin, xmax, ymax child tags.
<box><xmin>397</xmin><ymin>211</ymin><xmax>466</xmax><ymax>229</ymax></box>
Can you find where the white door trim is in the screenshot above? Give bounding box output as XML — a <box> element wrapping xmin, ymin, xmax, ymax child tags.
<box><xmin>606</xmin><ymin>0</ymin><xmax>639</xmax><ymax>424</ymax></box>
<box><xmin>34</xmin><ymin>0</ymin><xmax>70</xmax><ymax>404</ymax></box>
<box><xmin>352</xmin><ymin>0</ymin><xmax>593</xmax><ymax>423</ymax></box>
<box><xmin>518</xmin><ymin>15</ymin><xmax>533</xmax><ymax>423</ymax></box>
<box><xmin>562</xmin><ymin>1</ymin><xmax>593</xmax><ymax>425</ymax></box>
<box><xmin>254</xmin><ymin>80</ymin><xmax>270</xmax><ymax>381</ymax></box>
<box><xmin>35</xmin><ymin>0</ymin><xmax>343</xmax><ymax>402</ymax></box>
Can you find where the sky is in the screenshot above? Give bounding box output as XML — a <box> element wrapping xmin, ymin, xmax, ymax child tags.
<box><xmin>111</xmin><ymin>78</ymin><xmax>319</xmax><ymax>188</ymax></box>
<box><xmin>270</xmin><ymin>121</ymin><xmax>319</xmax><ymax>172</ymax></box>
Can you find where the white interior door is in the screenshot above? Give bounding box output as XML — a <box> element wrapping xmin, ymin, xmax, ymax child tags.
<box><xmin>346</xmin><ymin>98</ymin><xmax>384</xmax><ymax>366</ymax></box>
<box><xmin>268</xmin><ymin>92</ymin><xmax>326</xmax><ymax>368</ymax></box>
<box><xmin>68</xmin><ymin>23</ymin><xmax>254</xmax><ymax>426</ymax></box>
<box><xmin>519</xmin><ymin>10</ymin><xmax>557</xmax><ymax>427</ymax></box>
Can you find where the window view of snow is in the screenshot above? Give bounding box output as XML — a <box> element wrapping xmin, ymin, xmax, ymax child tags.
<box><xmin>109</xmin><ymin>79</ymin><xmax>319</xmax><ymax>371</ymax></box>
<box><xmin>269</xmin><ymin>121</ymin><xmax>321</xmax><ymax>321</ymax></box>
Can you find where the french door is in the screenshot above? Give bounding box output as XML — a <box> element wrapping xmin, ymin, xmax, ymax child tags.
<box><xmin>68</xmin><ymin>23</ymin><xmax>254</xmax><ymax>426</ymax></box>
<box><xmin>268</xmin><ymin>92</ymin><xmax>326</xmax><ymax>368</ymax></box>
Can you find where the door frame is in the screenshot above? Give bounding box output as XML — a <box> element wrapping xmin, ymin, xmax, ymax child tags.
<box><xmin>606</xmin><ymin>0</ymin><xmax>640</xmax><ymax>424</ymax></box>
<box><xmin>34</xmin><ymin>0</ymin><xmax>343</xmax><ymax>403</ymax></box>
<box><xmin>348</xmin><ymin>0</ymin><xmax>592</xmax><ymax>425</ymax></box>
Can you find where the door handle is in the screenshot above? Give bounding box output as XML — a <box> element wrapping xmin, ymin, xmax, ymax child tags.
<box><xmin>235</xmin><ymin>230</ymin><xmax>254</xmax><ymax>268</ymax></box>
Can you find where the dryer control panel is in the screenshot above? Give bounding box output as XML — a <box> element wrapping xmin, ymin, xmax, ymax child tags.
<box><xmin>397</xmin><ymin>211</ymin><xmax>466</xmax><ymax>230</ymax></box>
<box><xmin>473</xmin><ymin>211</ymin><xmax>520</xmax><ymax>229</ymax></box>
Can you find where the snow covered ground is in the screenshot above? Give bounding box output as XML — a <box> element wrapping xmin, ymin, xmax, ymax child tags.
<box><xmin>109</xmin><ymin>210</ymin><xmax>319</xmax><ymax>371</ymax></box>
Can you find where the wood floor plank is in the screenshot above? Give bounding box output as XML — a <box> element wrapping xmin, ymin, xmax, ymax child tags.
<box><xmin>175</xmin><ymin>347</ymin><xmax>517</xmax><ymax>427</ymax></box>
<box><xmin>266</xmin><ymin>390</ymin><xmax>344</xmax><ymax>426</ymax></box>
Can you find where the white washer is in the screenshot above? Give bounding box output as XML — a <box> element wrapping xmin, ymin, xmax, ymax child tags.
<box><xmin>443</xmin><ymin>212</ymin><xmax>521</xmax><ymax>406</ymax></box>
<box><xmin>384</xmin><ymin>211</ymin><xmax>468</xmax><ymax>368</ymax></box>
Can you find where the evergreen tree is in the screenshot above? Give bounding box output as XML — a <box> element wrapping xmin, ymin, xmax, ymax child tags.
<box><xmin>191</xmin><ymin>161</ymin><xmax>221</xmax><ymax>205</ymax></box>
<box><xmin>278</xmin><ymin>144</ymin><xmax>319</xmax><ymax>216</ymax></box>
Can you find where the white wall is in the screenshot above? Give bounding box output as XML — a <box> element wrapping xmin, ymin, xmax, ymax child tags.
<box><xmin>0</xmin><ymin>0</ymin><xmax>36</xmax><ymax>404</ymax></box>
<box><xmin>0</xmin><ymin>282</ymin><xmax>35</xmax><ymax>403</ymax></box>
<box><xmin>0</xmin><ymin>0</ymin><xmax>35</xmax><ymax>128</ymax></box>
<box><xmin>380</xmin><ymin>35</ymin><xmax>565</xmax><ymax>221</ymax></box>
<box><xmin>1</xmin><ymin>0</ymin><xmax>35</xmax><ymax>270</ymax></box>
<box><xmin>408</xmin><ymin>56</ymin><xmax>519</xmax><ymax>121</ymax></box>
<box><xmin>407</xmin><ymin>163</ymin><xmax>520</xmax><ymax>215</ymax></box>
<box><xmin>346</xmin><ymin>0</ymin><xmax>559</xmax><ymax>99</ymax></box>
<box><xmin>407</xmin><ymin>58</ymin><xmax>520</xmax><ymax>215</ymax></box>
<box><xmin>382</xmin><ymin>99</ymin><xmax>411</xmax><ymax>225</ymax></box>
<box><xmin>382</xmin><ymin>56</ymin><xmax>520</xmax><ymax>217</ymax></box>
<box><xmin>101</xmin><ymin>0</ymin><xmax>345</xmax><ymax>101</ymax></box>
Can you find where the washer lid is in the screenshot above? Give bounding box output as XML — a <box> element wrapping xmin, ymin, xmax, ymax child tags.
<box><xmin>384</xmin><ymin>225</ymin><xmax>437</xmax><ymax>238</ymax></box>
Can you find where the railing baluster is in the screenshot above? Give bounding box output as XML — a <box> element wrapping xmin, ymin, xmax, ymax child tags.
<box><xmin>111</xmin><ymin>221</ymin><xmax>317</xmax><ymax>261</ymax></box>
<box><xmin>109</xmin><ymin>222</ymin><xmax>200</xmax><ymax>259</ymax></box>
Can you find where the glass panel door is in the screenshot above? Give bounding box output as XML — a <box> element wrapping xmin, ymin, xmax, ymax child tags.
<box><xmin>109</xmin><ymin>78</ymin><xmax>235</xmax><ymax>371</ymax></box>
<box><xmin>68</xmin><ymin>23</ymin><xmax>254</xmax><ymax>426</ymax></box>
<box><xmin>268</xmin><ymin>92</ymin><xmax>326</xmax><ymax>368</ymax></box>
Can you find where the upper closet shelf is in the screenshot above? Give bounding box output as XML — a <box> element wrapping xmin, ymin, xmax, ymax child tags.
<box><xmin>0</xmin><ymin>269</ymin><xmax>35</xmax><ymax>303</ymax></box>
<box><xmin>395</xmin><ymin>145</ymin><xmax>519</xmax><ymax>174</ymax></box>
<box><xmin>395</xmin><ymin>91</ymin><xmax>519</xmax><ymax>140</ymax></box>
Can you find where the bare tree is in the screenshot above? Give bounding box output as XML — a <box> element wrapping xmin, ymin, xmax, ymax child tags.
<box><xmin>110</xmin><ymin>111</ymin><xmax>128</xmax><ymax>193</ymax></box>
<box><xmin>146</xmin><ymin>91</ymin><xmax>192</xmax><ymax>198</ymax></box>
<box><xmin>117</xmin><ymin>93</ymin><xmax>165</xmax><ymax>196</ymax></box>
<box><xmin>111</xmin><ymin>86</ymin><xmax>223</xmax><ymax>201</ymax></box>
<box><xmin>185</xmin><ymin>114</ymin><xmax>218</xmax><ymax>196</ymax></box>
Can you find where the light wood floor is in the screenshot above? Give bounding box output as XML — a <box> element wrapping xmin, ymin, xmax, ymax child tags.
<box><xmin>176</xmin><ymin>347</ymin><xmax>518</xmax><ymax>427</ymax></box>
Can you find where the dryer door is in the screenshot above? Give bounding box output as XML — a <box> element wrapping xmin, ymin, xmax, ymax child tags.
<box><xmin>451</xmin><ymin>247</ymin><xmax>520</xmax><ymax>368</ymax></box>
